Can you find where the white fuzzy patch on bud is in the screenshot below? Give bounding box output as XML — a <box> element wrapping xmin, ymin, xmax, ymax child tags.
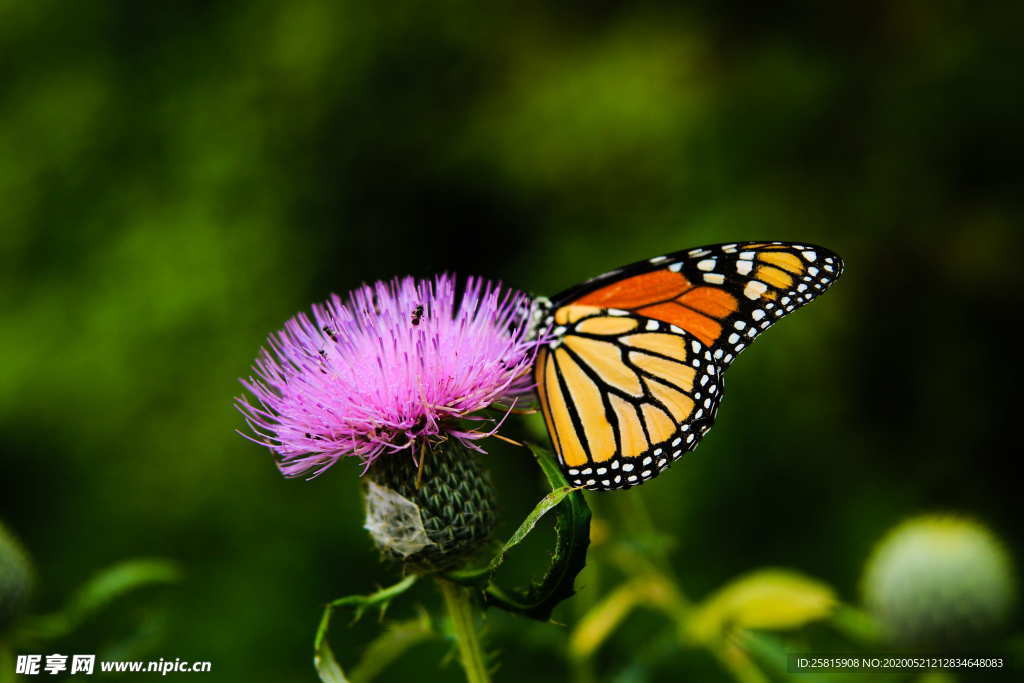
<box><xmin>363</xmin><ymin>481</ymin><xmax>438</xmax><ymax>558</ymax></box>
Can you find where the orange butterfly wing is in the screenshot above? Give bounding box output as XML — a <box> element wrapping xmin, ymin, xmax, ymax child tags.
<box><xmin>571</xmin><ymin>269</ymin><xmax>738</xmax><ymax>347</ymax></box>
<box><xmin>534</xmin><ymin>242</ymin><xmax>844</xmax><ymax>491</ymax></box>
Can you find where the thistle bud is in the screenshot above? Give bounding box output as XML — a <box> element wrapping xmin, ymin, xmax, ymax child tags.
<box><xmin>0</xmin><ymin>521</ymin><xmax>33</xmax><ymax>633</ymax></box>
<box><xmin>364</xmin><ymin>439</ymin><xmax>497</xmax><ymax>571</ymax></box>
<box><xmin>862</xmin><ymin>514</ymin><xmax>1016</xmax><ymax>648</ymax></box>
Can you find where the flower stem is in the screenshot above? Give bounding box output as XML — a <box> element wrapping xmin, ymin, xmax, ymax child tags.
<box><xmin>436</xmin><ymin>579</ymin><xmax>491</xmax><ymax>683</ymax></box>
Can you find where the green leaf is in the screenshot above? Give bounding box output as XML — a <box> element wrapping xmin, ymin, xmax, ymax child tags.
<box><xmin>828</xmin><ymin>604</ymin><xmax>883</xmax><ymax>645</ymax></box>
<box><xmin>314</xmin><ymin>633</ymin><xmax>350</xmax><ymax>683</ymax></box>
<box><xmin>735</xmin><ymin>630</ymin><xmax>794</xmax><ymax>680</ymax></box>
<box><xmin>569</xmin><ymin>569</ymin><xmax>688</xmax><ymax>661</ymax></box>
<box><xmin>348</xmin><ymin>614</ymin><xmax>434</xmax><ymax>683</ymax></box>
<box><xmin>480</xmin><ymin>443</ymin><xmax>591</xmax><ymax>621</ymax></box>
<box><xmin>688</xmin><ymin>569</ymin><xmax>837</xmax><ymax>643</ymax></box>
<box><xmin>314</xmin><ymin>575</ymin><xmax>419</xmax><ymax>683</ymax></box>
<box><xmin>488</xmin><ymin>485</ymin><xmax>574</xmax><ymax>572</ymax></box>
<box><xmin>323</xmin><ymin>574</ymin><xmax>418</xmax><ymax>619</ymax></box>
<box><xmin>569</xmin><ymin>578</ymin><xmax>650</xmax><ymax>660</ymax></box>
<box><xmin>66</xmin><ymin>559</ymin><xmax>180</xmax><ymax>621</ymax></box>
<box><xmin>15</xmin><ymin>558</ymin><xmax>180</xmax><ymax>642</ymax></box>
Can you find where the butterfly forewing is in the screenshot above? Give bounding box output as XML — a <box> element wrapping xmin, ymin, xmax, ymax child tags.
<box><xmin>535</xmin><ymin>241</ymin><xmax>844</xmax><ymax>491</ymax></box>
<box><xmin>669</xmin><ymin>242</ymin><xmax>844</xmax><ymax>366</ymax></box>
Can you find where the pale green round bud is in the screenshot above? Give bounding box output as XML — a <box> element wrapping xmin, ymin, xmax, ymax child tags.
<box><xmin>0</xmin><ymin>521</ymin><xmax>33</xmax><ymax>633</ymax></box>
<box><xmin>862</xmin><ymin>514</ymin><xmax>1016</xmax><ymax>648</ymax></box>
<box><xmin>363</xmin><ymin>439</ymin><xmax>497</xmax><ymax>571</ymax></box>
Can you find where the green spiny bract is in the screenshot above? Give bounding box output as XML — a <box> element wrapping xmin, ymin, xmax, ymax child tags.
<box><xmin>364</xmin><ymin>439</ymin><xmax>496</xmax><ymax>572</ymax></box>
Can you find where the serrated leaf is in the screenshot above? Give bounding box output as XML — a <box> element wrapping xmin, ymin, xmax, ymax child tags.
<box><xmin>442</xmin><ymin>485</ymin><xmax>574</xmax><ymax>590</ymax></box>
<box><xmin>689</xmin><ymin>569</ymin><xmax>837</xmax><ymax>643</ymax></box>
<box><xmin>313</xmin><ymin>575</ymin><xmax>419</xmax><ymax>683</ymax></box>
<box><xmin>481</xmin><ymin>443</ymin><xmax>591</xmax><ymax>621</ymax></box>
<box><xmin>488</xmin><ymin>485</ymin><xmax>574</xmax><ymax>571</ymax></box>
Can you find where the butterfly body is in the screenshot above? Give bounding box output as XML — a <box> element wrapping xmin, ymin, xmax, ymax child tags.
<box><xmin>533</xmin><ymin>241</ymin><xmax>843</xmax><ymax>492</ymax></box>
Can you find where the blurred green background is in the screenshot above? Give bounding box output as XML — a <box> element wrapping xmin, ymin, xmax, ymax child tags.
<box><xmin>2</xmin><ymin>1</ymin><xmax>1022</xmax><ymax>681</ymax></box>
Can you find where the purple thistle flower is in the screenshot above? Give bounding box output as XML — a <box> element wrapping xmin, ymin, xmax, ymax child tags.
<box><xmin>238</xmin><ymin>275</ymin><xmax>540</xmax><ymax>478</ymax></box>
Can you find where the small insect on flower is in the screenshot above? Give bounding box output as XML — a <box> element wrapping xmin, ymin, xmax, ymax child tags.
<box><xmin>237</xmin><ymin>275</ymin><xmax>541</xmax><ymax>478</ymax></box>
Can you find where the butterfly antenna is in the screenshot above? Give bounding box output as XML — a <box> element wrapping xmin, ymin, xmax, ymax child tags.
<box><xmin>491</xmin><ymin>432</ymin><xmax>526</xmax><ymax>448</ymax></box>
<box><xmin>415</xmin><ymin>440</ymin><xmax>427</xmax><ymax>489</ymax></box>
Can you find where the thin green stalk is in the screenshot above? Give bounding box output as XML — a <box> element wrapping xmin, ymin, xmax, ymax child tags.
<box><xmin>436</xmin><ymin>579</ymin><xmax>490</xmax><ymax>683</ymax></box>
<box><xmin>712</xmin><ymin>643</ymin><xmax>769</xmax><ymax>683</ymax></box>
<box><xmin>611</xmin><ymin>492</ymin><xmax>692</xmax><ymax>612</ymax></box>
<box><xmin>570</xmin><ymin>541</ymin><xmax>600</xmax><ymax>683</ymax></box>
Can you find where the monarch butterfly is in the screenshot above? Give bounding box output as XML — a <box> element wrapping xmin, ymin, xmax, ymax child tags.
<box><xmin>530</xmin><ymin>241</ymin><xmax>843</xmax><ymax>492</ymax></box>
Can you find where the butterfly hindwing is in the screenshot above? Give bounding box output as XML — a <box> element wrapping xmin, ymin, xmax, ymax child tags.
<box><xmin>535</xmin><ymin>241</ymin><xmax>843</xmax><ymax>491</ymax></box>
<box><xmin>534</xmin><ymin>309</ymin><xmax>723</xmax><ymax>490</ymax></box>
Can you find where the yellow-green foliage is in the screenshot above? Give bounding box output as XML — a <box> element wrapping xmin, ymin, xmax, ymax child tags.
<box><xmin>689</xmin><ymin>569</ymin><xmax>836</xmax><ymax>643</ymax></box>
